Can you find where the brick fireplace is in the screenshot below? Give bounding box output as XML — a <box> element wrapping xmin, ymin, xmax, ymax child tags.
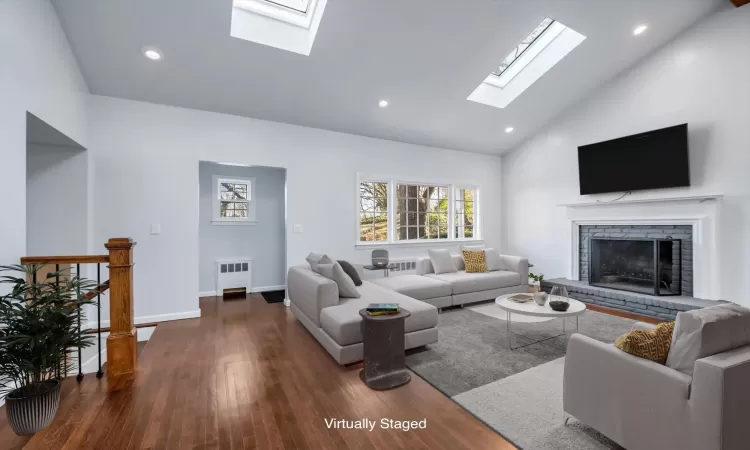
<box><xmin>579</xmin><ymin>225</ymin><xmax>693</xmax><ymax>297</ymax></box>
<box><xmin>542</xmin><ymin>196</ymin><xmax>724</xmax><ymax>320</ymax></box>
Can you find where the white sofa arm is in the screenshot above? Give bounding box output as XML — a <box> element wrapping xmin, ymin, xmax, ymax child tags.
<box><xmin>287</xmin><ymin>266</ymin><xmax>339</xmax><ymax>327</ymax></box>
<box><xmin>564</xmin><ymin>334</ymin><xmax>692</xmax><ymax>449</ymax></box>
<box><xmin>689</xmin><ymin>344</ymin><xmax>750</xmax><ymax>450</ymax></box>
<box><xmin>498</xmin><ymin>255</ymin><xmax>528</xmax><ymax>282</ymax></box>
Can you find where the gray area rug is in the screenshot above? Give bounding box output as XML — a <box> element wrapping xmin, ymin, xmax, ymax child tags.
<box><xmin>454</xmin><ymin>358</ymin><xmax>624</xmax><ymax>450</ymax></box>
<box><xmin>405</xmin><ymin>306</ymin><xmax>636</xmax><ymax>449</ymax></box>
<box><xmin>405</xmin><ymin>306</ymin><xmax>635</xmax><ymax>397</ymax></box>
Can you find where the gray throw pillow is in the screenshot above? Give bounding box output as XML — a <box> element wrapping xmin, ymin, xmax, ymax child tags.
<box><xmin>306</xmin><ymin>252</ymin><xmax>323</xmax><ymax>271</ymax></box>
<box><xmin>484</xmin><ymin>248</ymin><xmax>505</xmax><ymax>272</ymax></box>
<box><xmin>428</xmin><ymin>249</ymin><xmax>457</xmax><ymax>274</ymax></box>
<box><xmin>317</xmin><ymin>262</ymin><xmax>361</xmax><ymax>298</ymax></box>
<box><xmin>338</xmin><ymin>260</ymin><xmax>362</xmax><ymax>286</ymax></box>
<box><xmin>307</xmin><ymin>253</ymin><xmax>333</xmax><ymax>273</ymax></box>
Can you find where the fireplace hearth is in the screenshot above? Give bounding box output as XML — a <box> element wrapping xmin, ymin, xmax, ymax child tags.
<box><xmin>589</xmin><ymin>237</ymin><xmax>681</xmax><ymax>296</ymax></box>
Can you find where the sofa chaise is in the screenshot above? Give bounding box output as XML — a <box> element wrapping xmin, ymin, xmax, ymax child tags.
<box><xmin>287</xmin><ymin>264</ymin><xmax>438</xmax><ymax>365</ymax></box>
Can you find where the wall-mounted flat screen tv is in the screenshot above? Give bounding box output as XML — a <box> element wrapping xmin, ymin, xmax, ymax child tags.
<box><xmin>577</xmin><ymin>123</ymin><xmax>690</xmax><ymax>195</ymax></box>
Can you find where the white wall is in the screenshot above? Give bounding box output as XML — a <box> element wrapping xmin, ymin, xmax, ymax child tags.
<box><xmin>199</xmin><ymin>162</ymin><xmax>286</xmax><ymax>293</ymax></box>
<box><xmin>87</xmin><ymin>95</ymin><xmax>503</xmax><ymax>319</ymax></box>
<box><xmin>0</xmin><ymin>0</ymin><xmax>89</xmax><ymax>280</ymax></box>
<box><xmin>501</xmin><ymin>5</ymin><xmax>750</xmax><ymax>305</ymax></box>
<box><xmin>26</xmin><ymin>144</ymin><xmax>88</xmax><ymax>256</ymax></box>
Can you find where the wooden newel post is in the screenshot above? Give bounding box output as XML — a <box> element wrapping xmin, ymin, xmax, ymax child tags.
<box><xmin>105</xmin><ymin>238</ymin><xmax>137</xmax><ymax>389</ymax></box>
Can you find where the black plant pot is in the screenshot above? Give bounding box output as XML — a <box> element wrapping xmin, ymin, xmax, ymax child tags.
<box><xmin>5</xmin><ymin>380</ymin><xmax>61</xmax><ymax>436</ymax></box>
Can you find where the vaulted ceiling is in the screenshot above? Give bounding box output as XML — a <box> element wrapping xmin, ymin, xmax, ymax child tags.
<box><xmin>52</xmin><ymin>0</ymin><xmax>723</xmax><ymax>154</ymax></box>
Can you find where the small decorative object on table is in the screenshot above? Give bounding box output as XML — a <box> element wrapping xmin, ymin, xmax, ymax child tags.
<box><xmin>371</xmin><ymin>249</ymin><xmax>389</xmax><ymax>268</ymax></box>
<box><xmin>533</xmin><ymin>291</ymin><xmax>548</xmax><ymax>306</ymax></box>
<box><xmin>548</xmin><ymin>285</ymin><xmax>570</xmax><ymax>311</ymax></box>
<box><xmin>359</xmin><ymin>308</ymin><xmax>411</xmax><ymax>390</ymax></box>
<box><xmin>528</xmin><ymin>272</ymin><xmax>544</xmax><ymax>293</ymax></box>
<box><xmin>508</xmin><ymin>294</ymin><xmax>534</xmax><ymax>303</ymax></box>
<box><xmin>365</xmin><ymin>303</ymin><xmax>401</xmax><ymax>316</ymax></box>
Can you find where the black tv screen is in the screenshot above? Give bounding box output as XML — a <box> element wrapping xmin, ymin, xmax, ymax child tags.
<box><xmin>577</xmin><ymin>124</ymin><xmax>690</xmax><ymax>195</ymax></box>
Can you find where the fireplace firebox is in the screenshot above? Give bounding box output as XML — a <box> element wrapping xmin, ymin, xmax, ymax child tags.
<box><xmin>589</xmin><ymin>238</ymin><xmax>681</xmax><ymax>296</ymax></box>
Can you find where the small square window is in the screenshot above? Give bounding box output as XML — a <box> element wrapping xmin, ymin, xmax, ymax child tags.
<box><xmin>213</xmin><ymin>176</ymin><xmax>256</xmax><ymax>224</ymax></box>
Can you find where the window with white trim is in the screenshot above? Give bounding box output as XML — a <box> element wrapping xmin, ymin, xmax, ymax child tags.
<box><xmin>396</xmin><ymin>184</ymin><xmax>449</xmax><ymax>241</ymax></box>
<box><xmin>455</xmin><ymin>187</ymin><xmax>476</xmax><ymax>239</ymax></box>
<box><xmin>359</xmin><ymin>181</ymin><xmax>388</xmax><ymax>242</ymax></box>
<box><xmin>357</xmin><ymin>176</ymin><xmax>480</xmax><ymax>245</ymax></box>
<box><xmin>212</xmin><ymin>176</ymin><xmax>257</xmax><ymax>225</ymax></box>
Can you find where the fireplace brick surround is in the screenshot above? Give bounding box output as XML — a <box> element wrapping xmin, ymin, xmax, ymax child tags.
<box><xmin>544</xmin><ymin>223</ymin><xmax>706</xmax><ymax>320</ymax></box>
<box><xmin>552</xmin><ymin>196</ymin><xmax>725</xmax><ymax>320</ymax></box>
<box><xmin>579</xmin><ymin>224</ymin><xmax>693</xmax><ymax>297</ymax></box>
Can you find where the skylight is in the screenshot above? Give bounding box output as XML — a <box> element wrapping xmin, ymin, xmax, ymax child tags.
<box><xmin>231</xmin><ymin>0</ymin><xmax>327</xmax><ymax>55</ymax></box>
<box><xmin>467</xmin><ymin>18</ymin><xmax>586</xmax><ymax>109</ymax></box>
<box><xmin>492</xmin><ymin>18</ymin><xmax>555</xmax><ymax>78</ymax></box>
<box><xmin>263</xmin><ymin>0</ymin><xmax>311</xmax><ymax>13</ymax></box>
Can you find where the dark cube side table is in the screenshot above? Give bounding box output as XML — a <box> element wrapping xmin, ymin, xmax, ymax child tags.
<box><xmin>358</xmin><ymin>308</ymin><xmax>411</xmax><ymax>390</ymax></box>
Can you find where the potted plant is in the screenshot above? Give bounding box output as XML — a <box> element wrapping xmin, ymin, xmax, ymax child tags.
<box><xmin>528</xmin><ymin>272</ymin><xmax>544</xmax><ymax>293</ymax></box>
<box><xmin>0</xmin><ymin>264</ymin><xmax>98</xmax><ymax>436</ymax></box>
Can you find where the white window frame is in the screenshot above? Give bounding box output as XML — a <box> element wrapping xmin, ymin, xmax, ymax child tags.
<box><xmin>356</xmin><ymin>173</ymin><xmax>481</xmax><ymax>247</ymax></box>
<box><xmin>454</xmin><ymin>185</ymin><xmax>480</xmax><ymax>240</ymax></box>
<box><xmin>212</xmin><ymin>175</ymin><xmax>257</xmax><ymax>226</ymax></box>
<box><xmin>233</xmin><ymin>0</ymin><xmax>319</xmax><ymax>29</ymax></box>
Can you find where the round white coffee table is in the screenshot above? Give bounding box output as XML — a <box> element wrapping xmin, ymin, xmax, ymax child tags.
<box><xmin>496</xmin><ymin>294</ymin><xmax>587</xmax><ymax>350</ymax></box>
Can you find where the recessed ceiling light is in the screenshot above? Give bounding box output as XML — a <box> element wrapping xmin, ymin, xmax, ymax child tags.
<box><xmin>142</xmin><ymin>46</ymin><xmax>163</xmax><ymax>61</ymax></box>
<box><xmin>633</xmin><ymin>25</ymin><xmax>648</xmax><ymax>36</ymax></box>
<box><xmin>505</xmin><ymin>127</ymin><xmax>514</xmax><ymax>133</ymax></box>
<box><xmin>378</xmin><ymin>99</ymin><xmax>389</xmax><ymax>108</ymax></box>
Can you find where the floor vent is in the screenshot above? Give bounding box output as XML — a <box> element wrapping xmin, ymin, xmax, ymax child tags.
<box><xmin>216</xmin><ymin>258</ymin><xmax>252</xmax><ymax>298</ymax></box>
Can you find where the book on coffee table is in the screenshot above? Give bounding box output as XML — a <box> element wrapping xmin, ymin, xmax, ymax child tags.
<box><xmin>508</xmin><ymin>294</ymin><xmax>534</xmax><ymax>303</ymax></box>
<box><xmin>366</xmin><ymin>303</ymin><xmax>401</xmax><ymax>316</ymax></box>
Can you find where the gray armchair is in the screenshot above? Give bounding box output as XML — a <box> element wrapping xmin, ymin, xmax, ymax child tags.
<box><xmin>564</xmin><ymin>322</ymin><xmax>750</xmax><ymax>450</ymax></box>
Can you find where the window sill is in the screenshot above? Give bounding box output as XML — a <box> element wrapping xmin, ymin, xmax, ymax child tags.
<box><xmin>212</xmin><ymin>220</ymin><xmax>258</xmax><ymax>226</ymax></box>
<box><xmin>355</xmin><ymin>239</ymin><xmax>483</xmax><ymax>249</ymax></box>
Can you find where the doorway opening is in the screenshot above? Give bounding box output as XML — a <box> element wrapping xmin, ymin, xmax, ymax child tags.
<box><xmin>198</xmin><ymin>161</ymin><xmax>287</xmax><ymax>302</ymax></box>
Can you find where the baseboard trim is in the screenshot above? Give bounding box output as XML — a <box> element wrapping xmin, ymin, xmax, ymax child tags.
<box><xmin>85</xmin><ymin>310</ymin><xmax>201</xmax><ymax>330</ymax></box>
<box><xmin>250</xmin><ymin>284</ymin><xmax>286</xmax><ymax>293</ymax></box>
<box><xmin>201</xmin><ymin>286</ymin><xmax>285</xmax><ymax>296</ymax></box>
<box><xmin>80</xmin><ymin>348</ymin><xmax>108</xmax><ymax>375</ymax></box>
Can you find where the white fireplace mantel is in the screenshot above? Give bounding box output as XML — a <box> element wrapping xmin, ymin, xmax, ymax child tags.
<box><xmin>561</xmin><ymin>195</ymin><xmax>723</xmax><ymax>300</ymax></box>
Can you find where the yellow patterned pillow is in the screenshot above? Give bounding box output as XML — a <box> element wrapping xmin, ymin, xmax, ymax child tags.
<box><xmin>461</xmin><ymin>250</ymin><xmax>488</xmax><ymax>273</ymax></box>
<box><xmin>615</xmin><ymin>322</ymin><xmax>675</xmax><ymax>364</ymax></box>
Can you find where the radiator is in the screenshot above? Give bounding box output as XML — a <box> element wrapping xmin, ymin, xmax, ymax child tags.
<box><xmin>215</xmin><ymin>258</ymin><xmax>252</xmax><ymax>295</ymax></box>
<box><xmin>389</xmin><ymin>259</ymin><xmax>417</xmax><ymax>273</ymax></box>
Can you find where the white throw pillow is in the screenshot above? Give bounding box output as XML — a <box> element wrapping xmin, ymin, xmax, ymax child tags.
<box><xmin>306</xmin><ymin>252</ymin><xmax>323</xmax><ymax>270</ymax></box>
<box><xmin>428</xmin><ymin>249</ymin><xmax>457</xmax><ymax>274</ymax></box>
<box><xmin>307</xmin><ymin>253</ymin><xmax>333</xmax><ymax>273</ymax></box>
<box><xmin>666</xmin><ymin>303</ymin><xmax>750</xmax><ymax>376</ymax></box>
<box><xmin>484</xmin><ymin>248</ymin><xmax>505</xmax><ymax>272</ymax></box>
<box><xmin>316</xmin><ymin>261</ymin><xmax>361</xmax><ymax>298</ymax></box>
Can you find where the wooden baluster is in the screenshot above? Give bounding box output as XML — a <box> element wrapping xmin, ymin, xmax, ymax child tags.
<box><xmin>105</xmin><ymin>238</ymin><xmax>137</xmax><ymax>390</ymax></box>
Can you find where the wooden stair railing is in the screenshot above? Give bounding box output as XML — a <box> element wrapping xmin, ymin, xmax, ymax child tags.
<box><xmin>19</xmin><ymin>237</ymin><xmax>137</xmax><ymax>390</ymax></box>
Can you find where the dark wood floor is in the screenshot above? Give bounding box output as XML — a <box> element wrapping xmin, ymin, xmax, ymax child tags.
<box><xmin>0</xmin><ymin>296</ymin><xmax>516</xmax><ymax>450</ymax></box>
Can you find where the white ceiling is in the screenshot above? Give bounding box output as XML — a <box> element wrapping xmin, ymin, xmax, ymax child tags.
<box><xmin>52</xmin><ymin>0</ymin><xmax>723</xmax><ymax>155</ymax></box>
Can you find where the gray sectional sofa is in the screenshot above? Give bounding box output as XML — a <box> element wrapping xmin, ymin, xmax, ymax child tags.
<box><xmin>288</xmin><ymin>252</ymin><xmax>528</xmax><ymax>364</ymax></box>
<box><xmin>415</xmin><ymin>254</ymin><xmax>528</xmax><ymax>307</ymax></box>
<box><xmin>288</xmin><ymin>264</ymin><xmax>438</xmax><ymax>364</ymax></box>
